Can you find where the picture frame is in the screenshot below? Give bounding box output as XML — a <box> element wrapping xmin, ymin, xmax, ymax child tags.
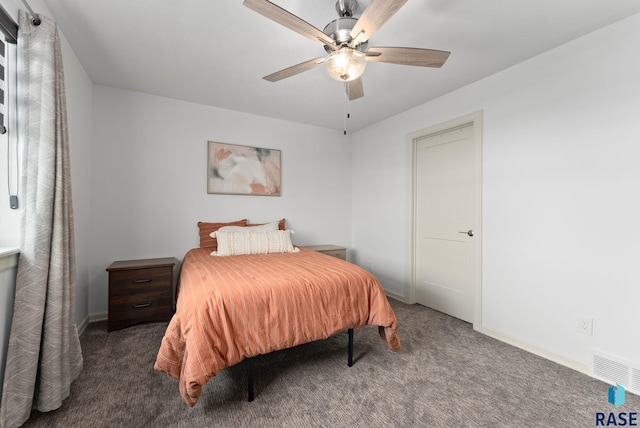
<box><xmin>207</xmin><ymin>141</ymin><xmax>281</xmax><ymax>196</ymax></box>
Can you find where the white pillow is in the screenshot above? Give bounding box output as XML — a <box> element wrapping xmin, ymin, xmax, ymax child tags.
<box><xmin>212</xmin><ymin>230</ymin><xmax>300</xmax><ymax>256</ymax></box>
<box><xmin>211</xmin><ymin>221</ymin><xmax>279</xmax><ymax>238</ymax></box>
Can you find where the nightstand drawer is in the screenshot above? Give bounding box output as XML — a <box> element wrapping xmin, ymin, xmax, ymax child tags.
<box><xmin>108</xmin><ymin>288</ymin><xmax>172</xmax><ymax>323</ymax></box>
<box><xmin>320</xmin><ymin>249</ymin><xmax>346</xmax><ymax>260</ymax></box>
<box><xmin>302</xmin><ymin>245</ymin><xmax>347</xmax><ymax>260</ymax></box>
<box><xmin>109</xmin><ymin>267</ymin><xmax>171</xmax><ymax>294</ymax></box>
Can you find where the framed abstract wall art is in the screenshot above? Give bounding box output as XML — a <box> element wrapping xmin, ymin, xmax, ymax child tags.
<box><xmin>207</xmin><ymin>141</ymin><xmax>281</xmax><ymax>196</ymax></box>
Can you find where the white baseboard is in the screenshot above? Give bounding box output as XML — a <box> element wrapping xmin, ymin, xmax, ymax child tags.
<box><xmin>77</xmin><ymin>316</ymin><xmax>89</xmax><ymax>336</ymax></box>
<box><xmin>77</xmin><ymin>312</ymin><xmax>107</xmax><ymax>336</ymax></box>
<box><xmin>480</xmin><ymin>327</ymin><xmax>589</xmax><ymax>376</ymax></box>
<box><xmin>384</xmin><ymin>288</ymin><xmax>405</xmax><ymax>302</ymax></box>
<box><xmin>77</xmin><ymin>312</ymin><xmax>107</xmax><ymax>335</ymax></box>
<box><xmin>89</xmin><ymin>311</ymin><xmax>108</xmax><ymax>323</ymax></box>
<box><xmin>370</xmin><ymin>292</ymin><xmax>590</xmax><ymax>379</ymax></box>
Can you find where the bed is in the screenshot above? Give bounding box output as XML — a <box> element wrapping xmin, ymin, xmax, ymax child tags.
<box><xmin>154</xmin><ymin>223</ymin><xmax>400</xmax><ymax>407</ymax></box>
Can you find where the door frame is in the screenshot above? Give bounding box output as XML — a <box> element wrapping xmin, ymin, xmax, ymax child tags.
<box><xmin>405</xmin><ymin>111</ymin><xmax>483</xmax><ymax>330</ymax></box>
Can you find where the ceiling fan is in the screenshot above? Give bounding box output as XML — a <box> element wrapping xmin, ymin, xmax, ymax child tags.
<box><xmin>243</xmin><ymin>0</ymin><xmax>451</xmax><ymax>101</ymax></box>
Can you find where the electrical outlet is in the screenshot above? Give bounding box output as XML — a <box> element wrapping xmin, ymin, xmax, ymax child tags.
<box><xmin>577</xmin><ymin>316</ymin><xmax>593</xmax><ymax>336</ymax></box>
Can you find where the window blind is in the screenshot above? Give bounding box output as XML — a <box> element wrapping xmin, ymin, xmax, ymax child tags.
<box><xmin>0</xmin><ymin>3</ymin><xmax>16</xmax><ymax>135</ymax></box>
<box><xmin>0</xmin><ymin>5</ymin><xmax>18</xmax><ymax>209</ymax></box>
<box><xmin>1</xmin><ymin>36</ymin><xmax>7</xmax><ymax>134</ymax></box>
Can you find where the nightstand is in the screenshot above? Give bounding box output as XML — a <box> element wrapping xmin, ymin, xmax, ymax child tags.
<box><xmin>302</xmin><ymin>245</ymin><xmax>347</xmax><ymax>260</ymax></box>
<box><xmin>106</xmin><ymin>257</ymin><xmax>176</xmax><ymax>332</ymax></box>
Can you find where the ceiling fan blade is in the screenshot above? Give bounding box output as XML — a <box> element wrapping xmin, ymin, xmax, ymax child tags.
<box><xmin>244</xmin><ymin>0</ymin><xmax>336</xmax><ymax>47</ymax></box>
<box><xmin>349</xmin><ymin>0</ymin><xmax>407</xmax><ymax>45</ymax></box>
<box><xmin>366</xmin><ymin>47</ymin><xmax>451</xmax><ymax>68</ymax></box>
<box><xmin>263</xmin><ymin>58</ymin><xmax>324</xmax><ymax>82</ymax></box>
<box><xmin>347</xmin><ymin>78</ymin><xmax>364</xmax><ymax>100</ymax></box>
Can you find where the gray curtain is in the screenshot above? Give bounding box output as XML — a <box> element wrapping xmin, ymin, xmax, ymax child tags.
<box><xmin>0</xmin><ymin>11</ymin><xmax>82</xmax><ymax>428</ymax></box>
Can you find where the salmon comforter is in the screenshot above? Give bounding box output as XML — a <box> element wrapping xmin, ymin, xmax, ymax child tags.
<box><xmin>154</xmin><ymin>247</ymin><xmax>400</xmax><ymax>406</ymax></box>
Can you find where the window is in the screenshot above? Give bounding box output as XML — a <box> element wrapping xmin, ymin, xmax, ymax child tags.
<box><xmin>0</xmin><ymin>3</ymin><xmax>17</xmax><ymax>135</ymax></box>
<box><xmin>0</xmin><ymin>5</ymin><xmax>19</xmax><ymax>232</ymax></box>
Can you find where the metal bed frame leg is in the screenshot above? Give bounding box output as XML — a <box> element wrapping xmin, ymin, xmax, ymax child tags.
<box><xmin>247</xmin><ymin>357</ymin><xmax>254</xmax><ymax>402</ymax></box>
<box><xmin>247</xmin><ymin>329</ymin><xmax>354</xmax><ymax>402</ymax></box>
<box><xmin>348</xmin><ymin>328</ymin><xmax>354</xmax><ymax>367</ymax></box>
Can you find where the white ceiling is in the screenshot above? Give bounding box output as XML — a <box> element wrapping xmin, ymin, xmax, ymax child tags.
<box><xmin>41</xmin><ymin>0</ymin><xmax>640</xmax><ymax>132</ymax></box>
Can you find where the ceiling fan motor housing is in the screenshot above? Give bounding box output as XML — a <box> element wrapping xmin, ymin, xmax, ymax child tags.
<box><xmin>323</xmin><ymin>17</ymin><xmax>368</xmax><ymax>53</ymax></box>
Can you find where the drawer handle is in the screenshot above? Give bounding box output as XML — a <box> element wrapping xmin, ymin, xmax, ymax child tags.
<box><xmin>132</xmin><ymin>278</ymin><xmax>152</xmax><ymax>284</ymax></box>
<box><xmin>132</xmin><ymin>302</ymin><xmax>152</xmax><ymax>309</ymax></box>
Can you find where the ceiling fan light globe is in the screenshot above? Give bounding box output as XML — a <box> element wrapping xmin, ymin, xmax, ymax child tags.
<box><xmin>324</xmin><ymin>48</ymin><xmax>367</xmax><ymax>82</ymax></box>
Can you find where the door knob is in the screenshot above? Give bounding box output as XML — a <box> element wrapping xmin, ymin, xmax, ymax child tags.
<box><xmin>459</xmin><ymin>230</ymin><xmax>474</xmax><ymax>237</ymax></box>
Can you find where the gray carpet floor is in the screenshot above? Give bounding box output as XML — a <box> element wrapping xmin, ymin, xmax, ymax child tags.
<box><xmin>22</xmin><ymin>299</ymin><xmax>639</xmax><ymax>427</ymax></box>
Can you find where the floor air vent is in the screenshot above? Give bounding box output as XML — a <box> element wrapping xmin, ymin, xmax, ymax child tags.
<box><xmin>592</xmin><ymin>350</ymin><xmax>640</xmax><ymax>396</ymax></box>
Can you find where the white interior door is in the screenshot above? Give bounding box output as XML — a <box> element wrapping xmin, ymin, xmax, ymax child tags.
<box><xmin>414</xmin><ymin>124</ymin><xmax>475</xmax><ymax>323</ymax></box>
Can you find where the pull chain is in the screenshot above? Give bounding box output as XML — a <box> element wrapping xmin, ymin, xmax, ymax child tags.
<box><xmin>343</xmin><ymin>82</ymin><xmax>350</xmax><ymax>135</ymax></box>
<box><xmin>4</xmin><ymin>40</ymin><xmax>19</xmax><ymax>209</ymax></box>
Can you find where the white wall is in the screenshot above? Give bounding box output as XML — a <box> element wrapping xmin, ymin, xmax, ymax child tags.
<box><xmin>351</xmin><ymin>13</ymin><xmax>640</xmax><ymax>368</ymax></box>
<box><xmin>89</xmin><ymin>85</ymin><xmax>351</xmax><ymax>315</ymax></box>
<box><xmin>59</xmin><ymin>13</ymin><xmax>93</xmax><ymax>327</ymax></box>
<box><xmin>0</xmin><ymin>0</ymin><xmax>93</xmax><ymax>325</ymax></box>
<box><xmin>0</xmin><ymin>0</ymin><xmax>23</xmax><ymax>247</ymax></box>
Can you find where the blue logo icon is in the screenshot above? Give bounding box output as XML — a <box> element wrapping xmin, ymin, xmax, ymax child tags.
<box><xmin>596</xmin><ymin>384</ymin><xmax>637</xmax><ymax>426</ymax></box>
<box><xmin>608</xmin><ymin>384</ymin><xmax>625</xmax><ymax>408</ymax></box>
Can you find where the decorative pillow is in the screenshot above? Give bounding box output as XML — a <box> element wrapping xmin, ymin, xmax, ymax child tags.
<box><xmin>197</xmin><ymin>219</ymin><xmax>247</xmax><ymax>250</ymax></box>
<box><xmin>212</xmin><ymin>230</ymin><xmax>299</xmax><ymax>256</ymax></box>
<box><xmin>250</xmin><ymin>218</ymin><xmax>286</xmax><ymax>231</ymax></box>
<box><xmin>212</xmin><ymin>221</ymin><xmax>279</xmax><ymax>237</ymax></box>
